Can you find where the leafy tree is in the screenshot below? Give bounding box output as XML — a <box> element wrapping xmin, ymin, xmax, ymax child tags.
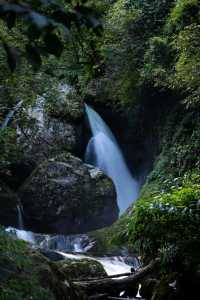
<box><xmin>0</xmin><ymin>0</ymin><xmax>102</xmax><ymax>71</ymax></box>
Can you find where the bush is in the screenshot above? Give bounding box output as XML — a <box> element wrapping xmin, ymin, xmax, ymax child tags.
<box><xmin>166</xmin><ymin>0</ymin><xmax>200</xmax><ymax>33</ymax></box>
<box><xmin>128</xmin><ymin>177</ymin><xmax>200</xmax><ymax>273</ymax></box>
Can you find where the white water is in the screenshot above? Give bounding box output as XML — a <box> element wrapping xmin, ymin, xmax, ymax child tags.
<box><xmin>15</xmin><ymin>205</ymin><xmax>35</xmax><ymax>244</ymax></box>
<box><xmin>57</xmin><ymin>251</ymin><xmax>140</xmax><ymax>276</ymax></box>
<box><xmin>40</xmin><ymin>233</ymin><xmax>95</xmax><ymax>253</ymax></box>
<box><xmin>85</xmin><ymin>104</ymin><xmax>139</xmax><ymax>213</ymax></box>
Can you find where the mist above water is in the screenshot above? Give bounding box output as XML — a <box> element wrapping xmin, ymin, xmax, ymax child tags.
<box><xmin>85</xmin><ymin>104</ymin><xmax>139</xmax><ymax>213</ymax></box>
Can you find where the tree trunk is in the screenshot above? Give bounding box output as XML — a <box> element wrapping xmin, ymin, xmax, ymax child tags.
<box><xmin>73</xmin><ymin>258</ymin><xmax>159</xmax><ymax>295</ymax></box>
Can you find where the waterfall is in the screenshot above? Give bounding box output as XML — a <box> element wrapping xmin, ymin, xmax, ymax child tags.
<box><xmin>17</xmin><ymin>205</ymin><xmax>24</xmax><ymax>229</ymax></box>
<box><xmin>85</xmin><ymin>104</ymin><xmax>139</xmax><ymax>213</ymax></box>
<box><xmin>16</xmin><ymin>205</ymin><xmax>35</xmax><ymax>244</ymax></box>
<box><xmin>0</xmin><ymin>100</ymin><xmax>23</xmax><ymax>130</ymax></box>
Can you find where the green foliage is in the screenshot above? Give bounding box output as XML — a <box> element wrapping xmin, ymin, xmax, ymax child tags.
<box><xmin>142</xmin><ymin>36</ymin><xmax>173</xmax><ymax>88</ymax></box>
<box><xmin>0</xmin><ymin>0</ymin><xmax>103</xmax><ymax>71</ymax></box>
<box><xmin>0</xmin><ymin>227</ymin><xmax>55</xmax><ymax>300</ymax></box>
<box><xmin>44</xmin><ymin>87</ymin><xmax>83</xmax><ymax>121</ymax></box>
<box><xmin>89</xmin><ymin>214</ymin><xmax>133</xmax><ymax>255</ymax></box>
<box><xmin>128</xmin><ymin>177</ymin><xmax>200</xmax><ymax>272</ymax></box>
<box><xmin>173</xmin><ymin>24</ymin><xmax>200</xmax><ymax>108</ymax></box>
<box><xmin>0</xmin><ymin>127</ymin><xmax>20</xmax><ymax>169</ymax></box>
<box><xmin>166</xmin><ymin>0</ymin><xmax>200</xmax><ymax>33</ymax></box>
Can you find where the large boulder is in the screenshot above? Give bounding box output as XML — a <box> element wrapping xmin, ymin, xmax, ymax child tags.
<box><xmin>17</xmin><ymin>94</ymin><xmax>83</xmax><ymax>168</ymax></box>
<box><xmin>56</xmin><ymin>258</ymin><xmax>107</xmax><ymax>280</ymax></box>
<box><xmin>0</xmin><ymin>182</ymin><xmax>19</xmax><ymax>227</ymax></box>
<box><xmin>19</xmin><ymin>153</ymin><xmax>118</xmax><ymax>234</ymax></box>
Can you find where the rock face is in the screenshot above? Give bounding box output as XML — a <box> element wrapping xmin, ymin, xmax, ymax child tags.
<box><xmin>17</xmin><ymin>95</ymin><xmax>83</xmax><ymax>168</ymax></box>
<box><xmin>19</xmin><ymin>153</ymin><xmax>118</xmax><ymax>234</ymax></box>
<box><xmin>0</xmin><ymin>182</ymin><xmax>19</xmax><ymax>227</ymax></box>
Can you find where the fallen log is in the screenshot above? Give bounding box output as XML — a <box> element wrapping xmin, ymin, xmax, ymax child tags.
<box><xmin>88</xmin><ymin>294</ymin><xmax>109</xmax><ymax>299</ymax></box>
<box><xmin>81</xmin><ymin>272</ymin><xmax>134</xmax><ymax>282</ymax></box>
<box><xmin>73</xmin><ymin>258</ymin><xmax>159</xmax><ymax>295</ymax></box>
<box><xmin>108</xmin><ymin>296</ymin><xmax>137</xmax><ymax>300</ymax></box>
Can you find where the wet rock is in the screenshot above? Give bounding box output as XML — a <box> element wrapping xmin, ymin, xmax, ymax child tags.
<box><xmin>40</xmin><ymin>249</ymin><xmax>65</xmax><ymax>262</ymax></box>
<box><xmin>56</xmin><ymin>258</ymin><xmax>107</xmax><ymax>280</ymax></box>
<box><xmin>45</xmin><ymin>85</ymin><xmax>84</xmax><ymax>122</ymax></box>
<box><xmin>17</xmin><ymin>96</ymin><xmax>83</xmax><ymax>167</ymax></box>
<box><xmin>19</xmin><ymin>153</ymin><xmax>118</xmax><ymax>234</ymax></box>
<box><xmin>39</xmin><ymin>233</ymin><xmax>94</xmax><ymax>253</ymax></box>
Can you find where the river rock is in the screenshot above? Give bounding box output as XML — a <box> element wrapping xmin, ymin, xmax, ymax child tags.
<box><xmin>19</xmin><ymin>153</ymin><xmax>118</xmax><ymax>234</ymax></box>
<box><xmin>57</xmin><ymin>258</ymin><xmax>107</xmax><ymax>280</ymax></box>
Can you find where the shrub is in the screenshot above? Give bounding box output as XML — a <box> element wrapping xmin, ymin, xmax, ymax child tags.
<box><xmin>128</xmin><ymin>178</ymin><xmax>200</xmax><ymax>272</ymax></box>
<box><xmin>166</xmin><ymin>0</ymin><xmax>200</xmax><ymax>33</ymax></box>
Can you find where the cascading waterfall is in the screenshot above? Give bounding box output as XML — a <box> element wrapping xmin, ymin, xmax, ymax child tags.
<box><xmin>17</xmin><ymin>205</ymin><xmax>24</xmax><ymax>229</ymax></box>
<box><xmin>16</xmin><ymin>205</ymin><xmax>35</xmax><ymax>244</ymax></box>
<box><xmin>85</xmin><ymin>104</ymin><xmax>139</xmax><ymax>213</ymax></box>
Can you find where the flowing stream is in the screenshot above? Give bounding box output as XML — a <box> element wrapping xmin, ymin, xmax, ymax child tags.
<box><xmin>85</xmin><ymin>104</ymin><xmax>139</xmax><ymax>213</ymax></box>
<box><xmin>6</xmin><ymin>225</ymin><xmax>140</xmax><ymax>277</ymax></box>
<box><xmin>57</xmin><ymin>251</ymin><xmax>140</xmax><ymax>276</ymax></box>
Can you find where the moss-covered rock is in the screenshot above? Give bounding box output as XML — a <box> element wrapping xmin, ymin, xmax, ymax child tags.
<box><xmin>0</xmin><ymin>227</ymin><xmax>86</xmax><ymax>300</ymax></box>
<box><xmin>19</xmin><ymin>153</ymin><xmax>118</xmax><ymax>234</ymax></box>
<box><xmin>57</xmin><ymin>258</ymin><xmax>107</xmax><ymax>280</ymax></box>
<box><xmin>45</xmin><ymin>86</ymin><xmax>84</xmax><ymax>122</ymax></box>
<box><xmin>18</xmin><ymin>95</ymin><xmax>83</xmax><ymax>168</ymax></box>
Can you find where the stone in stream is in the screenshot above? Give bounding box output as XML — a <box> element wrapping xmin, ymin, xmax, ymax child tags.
<box><xmin>56</xmin><ymin>258</ymin><xmax>107</xmax><ymax>280</ymax></box>
<box><xmin>19</xmin><ymin>153</ymin><xmax>119</xmax><ymax>234</ymax></box>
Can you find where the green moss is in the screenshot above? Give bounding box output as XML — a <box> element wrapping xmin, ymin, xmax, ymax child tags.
<box><xmin>57</xmin><ymin>258</ymin><xmax>106</xmax><ymax>280</ymax></box>
<box><xmin>89</xmin><ymin>214</ymin><xmax>133</xmax><ymax>255</ymax></box>
<box><xmin>0</xmin><ymin>227</ymin><xmax>86</xmax><ymax>300</ymax></box>
<box><xmin>166</xmin><ymin>0</ymin><xmax>200</xmax><ymax>33</ymax></box>
<box><xmin>44</xmin><ymin>89</ymin><xmax>83</xmax><ymax>122</ymax></box>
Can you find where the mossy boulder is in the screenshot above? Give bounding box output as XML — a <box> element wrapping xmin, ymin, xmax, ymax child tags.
<box><xmin>18</xmin><ymin>97</ymin><xmax>83</xmax><ymax>168</ymax></box>
<box><xmin>19</xmin><ymin>153</ymin><xmax>118</xmax><ymax>234</ymax></box>
<box><xmin>45</xmin><ymin>86</ymin><xmax>84</xmax><ymax>122</ymax></box>
<box><xmin>0</xmin><ymin>227</ymin><xmax>86</xmax><ymax>300</ymax></box>
<box><xmin>57</xmin><ymin>258</ymin><xmax>107</xmax><ymax>280</ymax></box>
